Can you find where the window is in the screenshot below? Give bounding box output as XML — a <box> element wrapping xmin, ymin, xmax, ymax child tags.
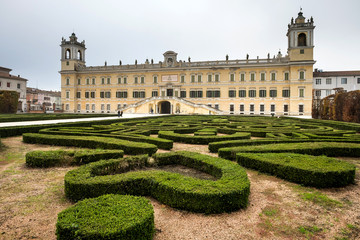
<box><xmin>65</xmin><ymin>104</ymin><xmax>69</xmax><ymax>110</ymax></box>
<box><xmin>107</xmin><ymin>104</ymin><xmax>111</xmax><ymax>111</ymax></box>
<box><xmin>66</xmin><ymin>61</ymin><xmax>69</xmax><ymax>66</ymax></box>
<box><xmin>250</xmin><ymin>73</ymin><xmax>255</xmax><ymax>81</ymax></box>
<box><xmin>118</xmin><ymin>78</ymin><xmax>121</xmax><ymax>84</ymax></box>
<box><xmin>326</xmin><ymin>78</ymin><xmax>332</xmax><ymax>84</ymax></box>
<box><xmin>92</xmin><ymin>78</ymin><xmax>96</xmax><ymax>85</ymax></box>
<box><xmin>315</xmin><ymin>79</ymin><xmax>321</xmax><ymax>85</ymax></box>
<box><xmin>123</xmin><ymin>77</ymin><xmax>127</xmax><ymax>84</ymax></box>
<box><xmin>206</xmin><ymin>90</ymin><xmax>220</xmax><ymax>98</ymax></box>
<box><xmin>86</xmin><ymin>78</ymin><xmax>90</xmax><ymax>85</ymax></box>
<box><xmin>229</xmin><ymin>104</ymin><xmax>234</xmax><ymax>112</ymax></box>
<box><xmin>105</xmin><ymin>91</ymin><xmax>111</xmax><ymax>98</ymax></box>
<box><xmin>116</xmin><ymin>91</ymin><xmax>128</xmax><ymax>98</ymax></box>
<box><xmin>66</xmin><ymin>91</ymin><xmax>70</xmax><ymax>99</ymax></box>
<box><xmin>315</xmin><ymin>90</ymin><xmax>321</xmax><ymax>97</ymax></box>
<box><xmin>92</xmin><ymin>104</ymin><xmax>95</xmax><ymax>111</ymax></box>
<box><xmin>107</xmin><ymin>78</ymin><xmax>111</xmax><ymax>84</ymax></box>
<box><xmin>134</xmin><ymin>77</ymin><xmax>138</xmax><ymax>84</ymax></box>
<box><xmin>260</xmin><ymin>104</ymin><xmax>265</xmax><ymax>112</ymax></box>
<box><xmin>299</xmin><ymin>105</ymin><xmax>304</xmax><ymax>113</ymax></box>
<box><xmin>189</xmin><ymin>90</ymin><xmax>203</xmax><ymax>98</ymax></box>
<box><xmin>341</xmin><ymin>78</ymin><xmax>347</xmax><ymax>84</ymax></box>
<box><xmin>76</xmin><ymin>91</ymin><xmax>81</xmax><ymax>99</ymax></box>
<box><xmin>141</xmin><ymin>76</ymin><xmax>145</xmax><ymax>84</ymax></box>
<box><xmin>214</xmin><ymin>104</ymin><xmax>219</xmax><ymax>110</ymax></box>
<box><xmin>215</xmin><ymin>74</ymin><xmax>220</xmax><ymax>82</ymax></box>
<box><xmin>85</xmin><ymin>92</ymin><xmax>90</xmax><ymax>98</ymax></box>
<box><xmin>91</xmin><ymin>92</ymin><xmax>95</xmax><ymax>98</ymax></box>
<box><xmin>101</xmin><ymin>78</ymin><xmax>105</xmax><ymax>84</ymax></box>
<box><xmin>0</xmin><ymin>81</ymin><xmax>1</xmax><ymax>87</ymax></box>
<box><xmin>271</xmin><ymin>104</ymin><xmax>275</xmax><ymax>112</ymax></box>
<box><xmin>208</xmin><ymin>74</ymin><xmax>212</xmax><ymax>82</ymax></box>
<box><xmin>77</xmin><ymin>79</ymin><xmax>81</xmax><ymax>85</ymax></box>
<box><xmin>77</xmin><ymin>104</ymin><xmax>81</xmax><ymax>111</ymax></box>
<box><xmin>152</xmin><ymin>90</ymin><xmax>158</xmax><ymax>97</ymax></box>
<box><xmin>271</xmin><ymin>72</ymin><xmax>276</xmax><ymax>81</ymax></box>
<box><xmin>191</xmin><ymin>75</ymin><xmax>195</xmax><ymax>83</ymax></box>
<box><xmin>17</xmin><ymin>83</ymin><xmax>21</xmax><ymax>89</ymax></box>
<box><xmin>299</xmin><ymin>71</ymin><xmax>305</xmax><ymax>80</ymax></box>
<box><xmin>100</xmin><ymin>92</ymin><xmax>105</xmax><ymax>98</ymax></box>
<box><xmin>228</xmin><ymin>90</ymin><xmax>236</xmax><ymax>98</ymax></box>
<box><xmin>181</xmin><ymin>75</ymin><xmax>185</xmax><ymax>83</ymax></box>
<box><xmin>299</xmin><ymin>88</ymin><xmax>304</xmax><ymax>98</ymax></box>
<box><xmin>240</xmin><ymin>73</ymin><xmax>245</xmax><ymax>82</ymax></box>
<box><xmin>250</xmin><ymin>104</ymin><xmax>254</xmax><ymax>112</ymax></box>
<box><xmin>300</xmin><ymin>49</ymin><xmax>304</xmax><ymax>54</ymax></box>
<box><xmin>326</xmin><ymin>90</ymin><xmax>331</xmax><ymax>96</ymax></box>
<box><xmin>133</xmin><ymin>91</ymin><xmax>146</xmax><ymax>98</ymax></box>
<box><xmin>261</xmin><ymin>73</ymin><xmax>265</xmax><ymax>81</ymax></box>
<box><xmin>357</xmin><ymin>78</ymin><xmax>360</xmax><ymax>84</ymax></box>
<box><xmin>230</xmin><ymin>73</ymin><xmax>235</xmax><ymax>82</ymax></box>
<box><xmin>180</xmin><ymin>90</ymin><xmax>186</xmax><ymax>98</ymax></box>
<box><xmin>284</xmin><ymin>72</ymin><xmax>289</xmax><ymax>81</ymax></box>
<box><xmin>101</xmin><ymin>104</ymin><xmax>105</xmax><ymax>111</ymax></box>
<box><xmin>240</xmin><ymin>104</ymin><xmax>244</xmax><ymax>112</ymax></box>
<box><xmin>259</xmin><ymin>90</ymin><xmax>266</xmax><ymax>98</ymax></box>
<box><xmin>282</xmin><ymin>89</ymin><xmax>290</xmax><ymax>97</ymax></box>
<box><xmin>284</xmin><ymin>105</ymin><xmax>289</xmax><ymax>112</ymax></box>
<box><xmin>153</xmin><ymin>76</ymin><xmax>158</xmax><ymax>84</ymax></box>
<box><xmin>117</xmin><ymin>104</ymin><xmax>121</xmax><ymax>110</ymax></box>
<box><xmin>269</xmin><ymin>89</ymin><xmax>277</xmax><ymax>98</ymax></box>
<box><xmin>197</xmin><ymin>75</ymin><xmax>202</xmax><ymax>83</ymax></box>
<box><xmin>239</xmin><ymin>90</ymin><xmax>246</xmax><ymax>98</ymax></box>
<box><xmin>86</xmin><ymin>104</ymin><xmax>90</xmax><ymax>111</ymax></box>
<box><xmin>248</xmin><ymin>89</ymin><xmax>256</xmax><ymax>98</ymax></box>
<box><xmin>66</xmin><ymin>78</ymin><xmax>70</xmax><ymax>85</ymax></box>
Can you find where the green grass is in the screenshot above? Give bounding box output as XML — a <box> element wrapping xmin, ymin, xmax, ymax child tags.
<box><xmin>293</xmin><ymin>186</ymin><xmax>343</xmax><ymax>209</ymax></box>
<box><xmin>298</xmin><ymin>225</ymin><xmax>322</xmax><ymax>239</ymax></box>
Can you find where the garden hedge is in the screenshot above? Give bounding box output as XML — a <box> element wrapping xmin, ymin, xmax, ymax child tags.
<box><xmin>64</xmin><ymin>151</ymin><xmax>250</xmax><ymax>214</ymax></box>
<box><xmin>158</xmin><ymin>131</ymin><xmax>250</xmax><ymax>144</ymax></box>
<box><xmin>218</xmin><ymin>142</ymin><xmax>360</xmax><ymax>160</ymax></box>
<box><xmin>22</xmin><ymin>133</ymin><xmax>157</xmax><ymax>155</ymax></box>
<box><xmin>56</xmin><ymin>194</ymin><xmax>154</xmax><ymax>240</ymax></box>
<box><xmin>26</xmin><ymin>149</ymin><xmax>124</xmax><ymax>168</ymax></box>
<box><xmin>236</xmin><ymin>153</ymin><xmax>355</xmax><ymax>187</ymax></box>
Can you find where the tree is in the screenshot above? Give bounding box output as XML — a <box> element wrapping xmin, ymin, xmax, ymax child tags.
<box><xmin>0</xmin><ymin>91</ymin><xmax>19</xmax><ymax>113</ymax></box>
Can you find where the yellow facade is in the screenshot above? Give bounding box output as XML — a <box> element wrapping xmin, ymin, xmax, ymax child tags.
<box><xmin>60</xmin><ymin>11</ymin><xmax>315</xmax><ymax>116</ymax></box>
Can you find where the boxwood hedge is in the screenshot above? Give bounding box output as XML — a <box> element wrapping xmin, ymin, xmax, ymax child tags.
<box><xmin>56</xmin><ymin>194</ymin><xmax>154</xmax><ymax>240</ymax></box>
<box><xmin>64</xmin><ymin>151</ymin><xmax>250</xmax><ymax>214</ymax></box>
<box><xmin>26</xmin><ymin>149</ymin><xmax>124</xmax><ymax>168</ymax></box>
<box><xmin>218</xmin><ymin>142</ymin><xmax>360</xmax><ymax>160</ymax></box>
<box><xmin>22</xmin><ymin>133</ymin><xmax>157</xmax><ymax>155</ymax></box>
<box><xmin>158</xmin><ymin>131</ymin><xmax>250</xmax><ymax>144</ymax></box>
<box><xmin>236</xmin><ymin>153</ymin><xmax>355</xmax><ymax>187</ymax></box>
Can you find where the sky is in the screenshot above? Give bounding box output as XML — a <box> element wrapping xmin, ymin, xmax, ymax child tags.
<box><xmin>1</xmin><ymin>0</ymin><xmax>359</xmax><ymax>91</ymax></box>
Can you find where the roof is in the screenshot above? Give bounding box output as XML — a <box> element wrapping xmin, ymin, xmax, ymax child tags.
<box><xmin>0</xmin><ymin>71</ymin><xmax>28</xmax><ymax>81</ymax></box>
<box><xmin>313</xmin><ymin>70</ymin><xmax>360</xmax><ymax>78</ymax></box>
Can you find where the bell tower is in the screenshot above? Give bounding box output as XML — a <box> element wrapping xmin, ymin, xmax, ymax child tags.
<box><xmin>287</xmin><ymin>10</ymin><xmax>315</xmax><ymax>62</ymax></box>
<box><xmin>60</xmin><ymin>33</ymin><xmax>86</xmax><ymax>71</ymax></box>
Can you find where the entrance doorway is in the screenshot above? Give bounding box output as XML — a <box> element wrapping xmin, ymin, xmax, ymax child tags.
<box><xmin>159</xmin><ymin>101</ymin><xmax>171</xmax><ymax>114</ymax></box>
<box><xmin>167</xmin><ymin>89</ymin><xmax>173</xmax><ymax>97</ymax></box>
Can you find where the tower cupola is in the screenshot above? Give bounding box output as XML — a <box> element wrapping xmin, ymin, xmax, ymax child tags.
<box><xmin>60</xmin><ymin>33</ymin><xmax>86</xmax><ymax>71</ymax></box>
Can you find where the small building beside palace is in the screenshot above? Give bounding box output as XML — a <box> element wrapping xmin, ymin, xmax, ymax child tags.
<box><xmin>0</xmin><ymin>66</ymin><xmax>28</xmax><ymax>112</ymax></box>
<box><xmin>60</xmin><ymin>11</ymin><xmax>315</xmax><ymax>116</ymax></box>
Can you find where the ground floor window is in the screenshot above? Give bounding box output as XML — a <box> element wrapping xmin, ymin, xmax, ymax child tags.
<box><xmin>299</xmin><ymin>104</ymin><xmax>304</xmax><ymax>113</ymax></box>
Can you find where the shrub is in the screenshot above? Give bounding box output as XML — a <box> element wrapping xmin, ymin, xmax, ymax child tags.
<box><xmin>0</xmin><ymin>91</ymin><xmax>19</xmax><ymax>113</ymax></box>
<box><xmin>22</xmin><ymin>133</ymin><xmax>157</xmax><ymax>155</ymax></box>
<box><xmin>218</xmin><ymin>142</ymin><xmax>360</xmax><ymax>160</ymax></box>
<box><xmin>26</xmin><ymin>149</ymin><xmax>124</xmax><ymax>168</ymax></box>
<box><xmin>56</xmin><ymin>194</ymin><xmax>154</xmax><ymax>240</ymax></box>
<box><xmin>236</xmin><ymin>153</ymin><xmax>355</xmax><ymax>187</ymax></box>
<box><xmin>65</xmin><ymin>152</ymin><xmax>250</xmax><ymax>214</ymax></box>
<box><xmin>158</xmin><ymin>131</ymin><xmax>250</xmax><ymax>144</ymax></box>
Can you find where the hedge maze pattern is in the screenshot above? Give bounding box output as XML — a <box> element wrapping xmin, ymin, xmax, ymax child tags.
<box><xmin>22</xmin><ymin>115</ymin><xmax>360</xmax><ymax>239</ymax></box>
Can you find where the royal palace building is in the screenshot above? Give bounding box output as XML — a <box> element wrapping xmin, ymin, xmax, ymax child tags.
<box><xmin>60</xmin><ymin>11</ymin><xmax>315</xmax><ymax>116</ymax></box>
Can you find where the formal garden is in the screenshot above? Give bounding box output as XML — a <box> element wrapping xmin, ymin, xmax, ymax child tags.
<box><xmin>1</xmin><ymin>115</ymin><xmax>360</xmax><ymax>239</ymax></box>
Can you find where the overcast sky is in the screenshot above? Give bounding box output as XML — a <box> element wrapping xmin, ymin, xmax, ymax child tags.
<box><xmin>1</xmin><ymin>0</ymin><xmax>359</xmax><ymax>91</ymax></box>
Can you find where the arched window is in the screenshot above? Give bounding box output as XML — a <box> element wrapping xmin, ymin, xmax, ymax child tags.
<box><xmin>65</xmin><ymin>49</ymin><xmax>71</xmax><ymax>59</ymax></box>
<box><xmin>298</xmin><ymin>33</ymin><xmax>307</xmax><ymax>47</ymax></box>
<box><xmin>77</xmin><ymin>50</ymin><xmax>82</xmax><ymax>60</ymax></box>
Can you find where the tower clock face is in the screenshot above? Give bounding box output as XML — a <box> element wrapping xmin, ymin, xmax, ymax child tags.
<box><xmin>167</xmin><ymin>57</ymin><xmax>173</xmax><ymax>67</ymax></box>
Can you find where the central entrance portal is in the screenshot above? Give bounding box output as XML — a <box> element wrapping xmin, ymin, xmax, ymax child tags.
<box><xmin>159</xmin><ymin>101</ymin><xmax>171</xmax><ymax>114</ymax></box>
